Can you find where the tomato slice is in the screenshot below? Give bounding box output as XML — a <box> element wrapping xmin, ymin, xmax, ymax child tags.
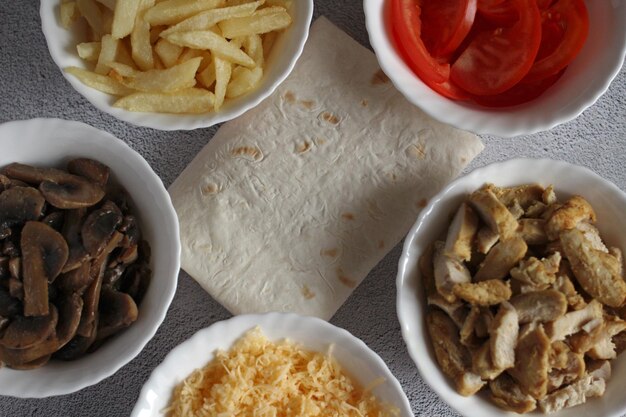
<box><xmin>421</xmin><ymin>0</ymin><xmax>478</xmax><ymax>58</ymax></box>
<box><xmin>524</xmin><ymin>0</ymin><xmax>589</xmax><ymax>82</ymax></box>
<box><xmin>450</xmin><ymin>0</ymin><xmax>541</xmax><ymax>96</ymax></box>
<box><xmin>476</xmin><ymin>0</ymin><xmax>518</xmax><ymax>27</ymax></box>
<box><xmin>391</xmin><ymin>0</ymin><xmax>450</xmax><ymax>85</ymax></box>
<box><xmin>536</xmin><ymin>20</ymin><xmax>565</xmax><ymax>61</ymax></box>
<box><xmin>471</xmin><ymin>69</ymin><xmax>564</xmax><ymax>107</ymax></box>
<box><xmin>428</xmin><ymin>79</ymin><xmax>471</xmax><ymax>100</ymax></box>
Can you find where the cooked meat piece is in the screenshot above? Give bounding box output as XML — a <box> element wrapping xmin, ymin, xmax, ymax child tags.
<box><xmin>569</xmin><ymin>317</ymin><xmax>626</xmax><ymax>359</ymax></box>
<box><xmin>469</xmin><ymin>188</ymin><xmax>519</xmax><ymax>240</ymax></box>
<box><xmin>472</xmin><ymin>341</ymin><xmax>504</xmax><ymax>380</ymax></box>
<box><xmin>453</xmin><ymin>280</ymin><xmax>512</xmax><ymax>306</ymax></box>
<box><xmin>490</xmin><ymin>302</ymin><xmax>518</xmax><ymax>370</ymax></box>
<box><xmin>510</xmin><ymin>290</ymin><xmax>567</xmax><ymax>324</ymax></box>
<box><xmin>547</xmin><ymin>348</ymin><xmax>585</xmax><ymax>393</ymax></box>
<box><xmin>509</xmin><ymin>323</ymin><xmax>551</xmax><ymax>400</ymax></box>
<box><xmin>475</xmin><ymin>226</ymin><xmax>499</xmax><ymax>254</ymax></box>
<box><xmin>427</xmin><ymin>293</ymin><xmax>468</xmax><ymax>329</ymax></box>
<box><xmin>588</xmin><ymin>338</ymin><xmax>616</xmax><ymax>360</ymax></box>
<box><xmin>507</xmin><ymin>199</ymin><xmax>525</xmax><ymax>219</ymax></box>
<box><xmin>459</xmin><ymin>306</ymin><xmax>481</xmax><ymax>348</ymax></box>
<box><xmin>546</xmin><ymin>300</ymin><xmax>603</xmax><ymax>341</ymax></box>
<box><xmin>419</xmin><ymin>244</ymin><xmax>437</xmax><ymax>298</ymax></box>
<box><xmin>426</xmin><ymin>309</ymin><xmax>475</xmax><ymax>395</ymax></box>
<box><xmin>560</xmin><ymin>228</ymin><xmax>626</xmax><ymax>308</ymax></box>
<box><xmin>475</xmin><ymin>237</ymin><xmax>528</xmax><ymax>282</ymax></box>
<box><xmin>510</xmin><ymin>252</ymin><xmax>561</xmax><ymax>288</ymax></box>
<box><xmin>614</xmin><ymin>331</ymin><xmax>626</xmax><ymax>355</ymax></box>
<box><xmin>538</xmin><ymin>374</ymin><xmax>605</xmax><ymax>414</ymax></box>
<box><xmin>433</xmin><ymin>241</ymin><xmax>472</xmax><ymax>303</ymax></box>
<box><xmin>454</xmin><ymin>372</ymin><xmax>486</xmax><ymax>396</ymax></box>
<box><xmin>610</xmin><ymin>246</ymin><xmax>623</xmax><ymax>276</ymax></box>
<box><xmin>576</xmin><ymin>222</ymin><xmax>608</xmax><ymax>253</ymax></box>
<box><xmin>510</xmin><ymin>278</ymin><xmax>550</xmax><ymax>295</ymax></box>
<box><xmin>444</xmin><ymin>203</ymin><xmax>478</xmax><ymax>262</ymax></box>
<box><xmin>489</xmin><ymin>373</ymin><xmax>537</xmax><ymax>414</ymax></box>
<box><xmin>526</xmin><ymin>201</ymin><xmax>547</xmax><ymax>218</ymax></box>
<box><xmin>543</xmin><ymin>185</ymin><xmax>557</xmax><ymax>205</ymax></box>
<box><xmin>474</xmin><ymin>308</ymin><xmax>494</xmax><ymax>339</ymax></box>
<box><xmin>518</xmin><ymin>218</ymin><xmax>549</xmax><ymax>246</ymax></box>
<box><xmin>587</xmin><ymin>360</ymin><xmax>611</xmax><ymax>380</ymax></box>
<box><xmin>552</xmin><ymin>270</ymin><xmax>587</xmax><ymax>311</ymax></box>
<box><xmin>545</xmin><ymin>195</ymin><xmax>596</xmax><ymax>240</ymax></box>
<box><xmin>549</xmin><ymin>341</ymin><xmax>570</xmax><ymax>370</ymax></box>
<box><xmin>490</xmin><ymin>183</ymin><xmax>545</xmax><ymax>209</ymax></box>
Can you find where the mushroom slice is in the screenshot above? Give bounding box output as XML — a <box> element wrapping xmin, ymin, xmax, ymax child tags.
<box><xmin>54</xmin><ymin>323</ymin><xmax>97</xmax><ymax>361</ymax></box>
<box><xmin>427</xmin><ymin>293</ymin><xmax>468</xmax><ymax>328</ymax></box>
<box><xmin>560</xmin><ymin>228</ymin><xmax>626</xmax><ymax>308</ymax></box>
<box><xmin>0</xmin><ymin>286</ymin><xmax>21</xmax><ymax>318</ymax></box>
<box><xmin>490</xmin><ymin>301</ymin><xmax>518</xmax><ymax>370</ymax></box>
<box><xmin>453</xmin><ymin>279</ymin><xmax>512</xmax><ymax>306</ymax></box>
<box><xmin>433</xmin><ymin>241</ymin><xmax>471</xmax><ymax>303</ymax></box>
<box><xmin>538</xmin><ymin>374</ymin><xmax>606</xmax><ymax>414</ymax></box>
<box><xmin>67</xmin><ymin>158</ymin><xmax>110</xmax><ymax>186</ymax></box>
<box><xmin>545</xmin><ymin>299</ymin><xmax>603</xmax><ymax>342</ymax></box>
<box><xmin>510</xmin><ymin>252</ymin><xmax>561</xmax><ymax>288</ymax></box>
<box><xmin>474</xmin><ymin>237</ymin><xmax>527</xmax><ymax>282</ymax></box>
<box><xmin>0</xmin><ymin>186</ymin><xmax>45</xmax><ymax>229</ymax></box>
<box><xmin>490</xmin><ymin>183</ymin><xmax>545</xmax><ymax>209</ymax></box>
<box><xmin>545</xmin><ymin>195</ymin><xmax>596</xmax><ymax>240</ymax></box>
<box><xmin>509</xmin><ymin>323</ymin><xmax>551</xmax><ymax>400</ymax></box>
<box><xmin>7</xmin><ymin>354</ymin><xmax>51</xmax><ymax>370</ymax></box>
<box><xmin>469</xmin><ymin>188</ymin><xmax>519</xmax><ymax>240</ymax></box>
<box><xmin>61</xmin><ymin>208</ymin><xmax>89</xmax><ymax>273</ymax></box>
<box><xmin>518</xmin><ymin>218</ymin><xmax>549</xmax><ymax>246</ymax></box>
<box><xmin>490</xmin><ymin>374</ymin><xmax>537</xmax><ymax>414</ymax></box>
<box><xmin>56</xmin><ymin>293</ymin><xmax>83</xmax><ymax>348</ymax></box>
<box><xmin>475</xmin><ymin>226</ymin><xmax>499</xmax><ymax>255</ymax></box>
<box><xmin>472</xmin><ymin>342</ymin><xmax>503</xmax><ymax>380</ymax></box>
<box><xmin>41</xmin><ymin>211</ymin><xmax>65</xmax><ymax>232</ymax></box>
<box><xmin>96</xmin><ymin>288</ymin><xmax>138</xmax><ymax>341</ymax></box>
<box><xmin>56</xmin><ymin>262</ymin><xmax>92</xmax><ymax>295</ymax></box>
<box><xmin>509</xmin><ymin>290</ymin><xmax>567</xmax><ymax>324</ymax></box>
<box><xmin>0</xmin><ymin>334</ymin><xmax>59</xmax><ymax>369</ymax></box>
<box><xmin>0</xmin><ymin>304</ymin><xmax>57</xmax><ymax>349</ymax></box>
<box><xmin>444</xmin><ymin>203</ymin><xmax>478</xmax><ymax>262</ymax></box>
<box><xmin>21</xmin><ymin>221</ymin><xmax>69</xmax><ymax>316</ymax></box>
<box><xmin>81</xmin><ymin>201</ymin><xmax>123</xmax><ymax>257</ymax></box>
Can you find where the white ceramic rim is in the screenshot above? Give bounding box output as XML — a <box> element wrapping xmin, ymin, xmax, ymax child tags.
<box><xmin>0</xmin><ymin>118</ymin><xmax>181</xmax><ymax>397</ymax></box>
<box><xmin>39</xmin><ymin>1</ymin><xmax>314</xmax><ymax>131</ymax></box>
<box><xmin>364</xmin><ymin>0</ymin><xmax>626</xmax><ymax>137</ymax></box>
<box><xmin>131</xmin><ymin>312</ymin><xmax>414</xmax><ymax>417</ymax></box>
<box><xmin>396</xmin><ymin>158</ymin><xmax>626</xmax><ymax>417</ymax></box>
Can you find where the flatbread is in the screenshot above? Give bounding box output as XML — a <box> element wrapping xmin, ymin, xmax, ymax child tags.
<box><xmin>169</xmin><ymin>17</ymin><xmax>484</xmax><ymax>320</ymax></box>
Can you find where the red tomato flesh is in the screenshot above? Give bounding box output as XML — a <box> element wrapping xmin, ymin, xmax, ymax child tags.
<box><xmin>450</xmin><ymin>0</ymin><xmax>542</xmax><ymax>96</ymax></box>
<box><xmin>391</xmin><ymin>0</ymin><xmax>450</xmax><ymax>84</ymax></box>
<box><xmin>421</xmin><ymin>0</ymin><xmax>478</xmax><ymax>58</ymax></box>
<box><xmin>476</xmin><ymin>0</ymin><xmax>518</xmax><ymax>27</ymax></box>
<box><xmin>472</xmin><ymin>69</ymin><xmax>565</xmax><ymax>107</ymax></box>
<box><xmin>525</xmin><ymin>0</ymin><xmax>589</xmax><ymax>82</ymax></box>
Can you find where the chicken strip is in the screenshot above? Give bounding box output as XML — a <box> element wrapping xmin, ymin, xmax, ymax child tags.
<box><xmin>547</xmin><ymin>345</ymin><xmax>585</xmax><ymax>393</ymax></box>
<box><xmin>568</xmin><ymin>317</ymin><xmax>626</xmax><ymax>359</ymax></box>
<box><xmin>433</xmin><ymin>241</ymin><xmax>472</xmax><ymax>303</ymax></box>
<box><xmin>472</xmin><ymin>342</ymin><xmax>504</xmax><ymax>380</ymax></box>
<box><xmin>552</xmin><ymin>271</ymin><xmax>586</xmax><ymax>311</ymax></box>
<box><xmin>576</xmin><ymin>222</ymin><xmax>608</xmax><ymax>253</ymax></box>
<box><xmin>444</xmin><ymin>202</ymin><xmax>478</xmax><ymax>262</ymax></box>
<box><xmin>510</xmin><ymin>252</ymin><xmax>561</xmax><ymax>288</ymax></box>
<box><xmin>509</xmin><ymin>323</ymin><xmax>551</xmax><ymax>400</ymax></box>
<box><xmin>453</xmin><ymin>280</ymin><xmax>512</xmax><ymax>306</ymax></box>
<box><xmin>542</xmin><ymin>185</ymin><xmax>557</xmax><ymax>205</ymax></box>
<box><xmin>490</xmin><ymin>374</ymin><xmax>537</xmax><ymax>414</ymax></box>
<box><xmin>560</xmin><ymin>228</ymin><xmax>626</xmax><ymax>308</ymax></box>
<box><xmin>469</xmin><ymin>188</ymin><xmax>519</xmax><ymax>240</ymax></box>
<box><xmin>526</xmin><ymin>201</ymin><xmax>547</xmax><ymax>218</ymax></box>
<box><xmin>545</xmin><ymin>300</ymin><xmax>603</xmax><ymax>341</ymax></box>
<box><xmin>587</xmin><ymin>360</ymin><xmax>611</xmax><ymax>380</ymax></box>
<box><xmin>518</xmin><ymin>218</ymin><xmax>549</xmax><ymax>246</ymax></box>
<box><xmin>490</xmin><ymin>302</ymin><xmax>518</xmax><ymax>370</ymax></box>
<box><xmin>459</xmin><ymin>306</ymin><xmax>482</xmax><ymax>348</ymax></box>
<box><xmin>455</xmin><ymin>372</ymin><xmax>486</xmax><ymax>397</ymax></box>
<box><xmin>427</xmin><ymin>293</ymin><xmax>468</xmax><ymax>329</ymax></box>
<box><xmin>538</xmin><ymin>374</ymin><xmax>605</xmax><ymax>414</ymax></box>
<box><xmin>475</xmin><ymin>226</ymin><xmax>499</xmax><ymax>254</ymax></box>
<box><xmin>490</xmin><ymin>183</ymin><xmax>545</xmax><ymax>209</ymax></box>
<box><xmin>510</xmin><ymin>290</ymin><xmax>567</xmax><ymax>324</ymax></box>
<box><xmin>545</xmin><ymin>195</ymin><xmax>596</xmax><ymax>240</ymax></box>
<box><xmin>474</xmin><ymin>237</ymin><xmax>528</xmax><ymax>282</ymax></box>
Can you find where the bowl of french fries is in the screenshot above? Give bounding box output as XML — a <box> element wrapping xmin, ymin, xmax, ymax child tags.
<box><xmin>397</xmin><ymin>158</ymin><xmax>626</xmax><ymax>417</ymax></box>
<box><xmin>41</xmin><ymin>0</ymin><xmax>313</xmax><ymax>130</ymax></box>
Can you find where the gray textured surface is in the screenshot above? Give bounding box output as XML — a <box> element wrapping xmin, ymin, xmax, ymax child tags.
<box><xmin>0</xmin><ymin>1</ymin><xmax>625</xmax><ymax>417</ymax></box>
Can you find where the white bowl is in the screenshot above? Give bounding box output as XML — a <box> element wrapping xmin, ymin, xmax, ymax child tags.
<box><xmin>131</xmin><ymin>312</ymin><xmax>414</xmax><ymax>417</ymax></box>
<box><xmin>397</xmin><ymin>158</ymin><xmax>626</xmax><ymax>417</ymax></box>
<box><xmin>364</xmin><ymin>0</ymin><xmax>626</xmax><ymax>137</ymax></box>
<box><xmin>40</xmin><ymin>1</ymin><xmax>313</xmax><ymax>130</ymax></box>
<box><xmin>0</xmin><ymin>118</ymin><xmax>180</xmax><ymax>397</ymax></box>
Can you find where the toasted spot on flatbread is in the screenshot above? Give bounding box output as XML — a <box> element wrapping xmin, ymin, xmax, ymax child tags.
<box><xmin>407</xmin><ymin>143</ymin><xmax>427</xmax><ymax>159</ymax></box>
<box><xmin>418</xmin><ymin>198</ymin><xmax>429</xmax><ymax>208</ymax></box>
<box><xmin>321</xmin><ymin>248</ymin><xmax>339</xmax><ymax>258</ymax></box>
<box><xmin>296</xmin><ymin>141</ymin><xmax>312</xmax><ymax>154</ymax></box>
<box><xmin>299</xmin><ymin>99</ymin><xmax>315</xmax><ymax>109</ymax></box>
<box><xmin>201</xmin><ymin>183</ymin><xmax>219</xmax><ymax>195</ymax></box>
<box><xmin>338</xmin><ymin>273</ymin><xmax>357</xmax><ymax>288</ymax></box>
<box><xmin>361</xmin><ymin>99</ymin><xmax>368</xmax><ymax>107</ymax></box>
<box><xmin>341</xmin><ymin>212</ymin><xmax>355</xmax><ymax>221</ymax></box>
<box><xmin>301</xmin><ymin>285</ymin><xmax>315</xmax><ymax>299</ymax></box>
<box><xmin>231</xmin><ymin>146</ymin><xmax>263</xmax><ymax>162</ymax></box>
<box><xmin>315</xmin><ymin>137</ymin><xmax>327</xmax><ymax>146</ymax></box>
<box><xmin>371</xmin><ymin>69</ymin><xmax>390</xmax><ymax>85</ymax></box>
<box><xmin>320</xmin><ymin>111</ymin><xmax>340</xmax><ymax>125</ymax></box>
<box><xmin>283</xmin><ymin>90</ymin><xmax>296</xmax><ymax>103</ymax></box>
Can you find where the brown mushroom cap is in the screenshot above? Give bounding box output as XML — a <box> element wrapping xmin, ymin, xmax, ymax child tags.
<box><xmin>56</xmin><ymin>262</ymin><xmax>92</xmax><ymax>295</ymax></box>
<box><xmin>56</xmin><ymin>293</ymin><xmax>83</xmax><ymax>347</ymax></box>
<box><xmin>8</xmin><ymin>354</ymin><xmax>51</xmax><ymax>370</ymax></box>
<box><xmin>0</xmin><ymin>186</ymin><xmax>45</xmax><ymax>228</ymax></box>
<box><xmin>41</xmin><ymin>211</ymin><xmax>65</xmax><ymax>232</ymax></box>
<box><xmin>0</xmin><ymin>286</ymin><xmax>21</xmax><ymax>318</ymax></box>
<box><xmin>67</xmin><ymin>158</ymin><xmax>110</xmax><ymax>186</ymax></box>
<box><xmin>22</xmin><ymin>221</ymin><xmax>69</xmax><ymax>316</ymax></box>
<box><xmin>61</xmin><ymin>208</ymin><xmax>89</xmax><ymax>273</ymax></box>
<box><xmin>81</xmin><ymin>201</ymin><xmax>123</xmax><ymax>257</ymax></box>
<box><xmin>0</xmin><ymin>334</ymin><xmax>60</xmax><ymax>368</ymax></box>
<box><xmin>0</xmin><ymin>304</ymin><xmax>58</xmax><ymax>349</ymax></box>
<box><xmin>97</xmin><ymin>288</ymin><xmax>138</xmax><ymax>341</ymax></box>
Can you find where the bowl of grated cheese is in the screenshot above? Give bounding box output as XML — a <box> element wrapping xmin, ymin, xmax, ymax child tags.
<box><xmin>130</xmin><ymin>312</ymin><xmax>413</xmax><ymax>417</ymax></box>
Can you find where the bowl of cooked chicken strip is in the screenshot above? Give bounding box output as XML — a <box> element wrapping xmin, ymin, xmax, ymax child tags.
<box><xmin>397</xmin><ymin>158</ymin><xmax>626</xmax><ymax>417</ymax></box>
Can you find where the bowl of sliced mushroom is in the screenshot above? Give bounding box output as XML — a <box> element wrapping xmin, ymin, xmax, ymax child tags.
<box><xmin>0</xmin><ymin>118</ymin><xmax>179</xmax><ymax>398</ymax></box>
<box><xmin>397</xmin><ymin>159</ymin><xmax>626</xmax><ymax>417</ymax></box>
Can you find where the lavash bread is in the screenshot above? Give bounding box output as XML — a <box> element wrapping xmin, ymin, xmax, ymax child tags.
<box><xmin>169</xmin><ymin>17</ymin><xmax>484</xmax><ymax>320</ymax></box>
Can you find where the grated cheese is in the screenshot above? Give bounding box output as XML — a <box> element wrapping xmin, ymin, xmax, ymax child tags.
<box><xmin>165</xmin><ymin>327</ymin><xmax>399</xmax><ymax>417</ymax></box>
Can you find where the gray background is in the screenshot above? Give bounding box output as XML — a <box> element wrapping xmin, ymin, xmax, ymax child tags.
<box><xmin>1</xmin><ymin>1</ymin><xmax>625</xmax><ymax>416</ymax></box>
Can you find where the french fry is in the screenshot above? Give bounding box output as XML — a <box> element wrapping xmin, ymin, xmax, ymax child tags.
<box><xmin>131</xmin><ymin>14</ymin><xmax>154</xmax><ymax>70</ymax></box>
<box><xmin>76</xmin><ymin>0</ymin><xmax>104</xmax><ymax>37</ymax></box>
<box><xmin>77</xmin><ymin>42</ymin><xmax>102</xmax><ymax>61</ymax></box>
<box><xmin>243</xmin><ymin>34</ymin><xmax>263</xmax><ymax>67</ymax></box>
<box><xmin>113</xmin><ymin>88</ymin><xmax>215</xmax><ymax>113</ymax></box>
<box><xmin>265</xmin><ymin>0</ymin><xmax>292</xmax><ymax>8</ymax></box>
<box><xmin>177</xmin><ymin>47</ymin><xmax>204</xmax><ymax>64</ymax></box>
<box><xmin>117</xmin><ymin>57</ymin><xmax>202</xmax><ymax>92</ymax></box>
<box><xmin>143</xmin><ymin>0</ymin><xmax>226</xmax><ymax>25</ymax></box>
<box><xmin>116</xmin><ymin>38</ymin><xmax>139</xmax><ymax>68</ymax></box>
<box><xmin>108</xmin><ymin>62</ymin><xmax>139</xmax><ymax>77</ymax></box>
<box><xmin>197</xmin><ymin>61</ymin><xmax>216</xmax><ymax>89</ymax></box>
<box><xmin>213</xmin><ymin>56</ymin><xmax>231</xmax><ymax>110</ymax></box>
<box><xmin>262</xmin><ymin>30</ymin><xmax>277</xmax><ymax>59</ymax></box>
<box><xmin>95</xmin><ymin>0</ymin><xmax>116</xmax><ymax>10</ymax></box>
<box><xmin>65</xmin><ymin>66</ymin><xmax>134</xmax><ymax>95</ymax></box>
<box><xmin>111</xmin><ymin>0</ymin><xmax>142</xmax><ymax>39</ymax></box>
<box><xmin>60</xmin><ymin>1</ymin><xmax>79</xmax><ymax>29</ymax></box>
<box><xmin>101</xmin><ymin>6</ymin><xmax>114</xmax><ymax>34</ymax></box>
<box><xmin>95</xmin><ymin>34</ymin><xmax>119</xmax><ymax>74</ymax></box>
<box><xmin>219</xmin><ymin>7</ymin><xmax>291</xmax><ymax>38</ymax></box>
<box><xmin>154</xmin><ymin>38</ymin><xmax>183</xmax><ymax>67</ymax></box>
<box><xmin>149</xmin><ymin>25</ymin><xmax>167</xmax><ymax>43</ymax></box>
<box><xmin>226</xmin><ymin>66</ymin><xmax>262</xmax><ymax>98</ymax></box>
<box><xmin>165</xmin><ymin>31</ymin><xmax>255</xmax><ymax>67</ymax></box>
<box><xmin>159</xmin><ymin>0</ymin><xmax>263</xmax><ymax>37</ymax></box>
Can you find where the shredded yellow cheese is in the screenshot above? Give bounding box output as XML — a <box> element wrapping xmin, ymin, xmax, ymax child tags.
<box><xmin>165</xmin><ymin>327</ymin><xmax>399</xmax><ymax>417</ymax></box>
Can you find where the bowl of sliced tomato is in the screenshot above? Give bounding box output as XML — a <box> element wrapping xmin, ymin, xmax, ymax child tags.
<box><xmin>364</xmin><ymin>0</ymin><xmax>626</xmax><ymax>137</ymax></box>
